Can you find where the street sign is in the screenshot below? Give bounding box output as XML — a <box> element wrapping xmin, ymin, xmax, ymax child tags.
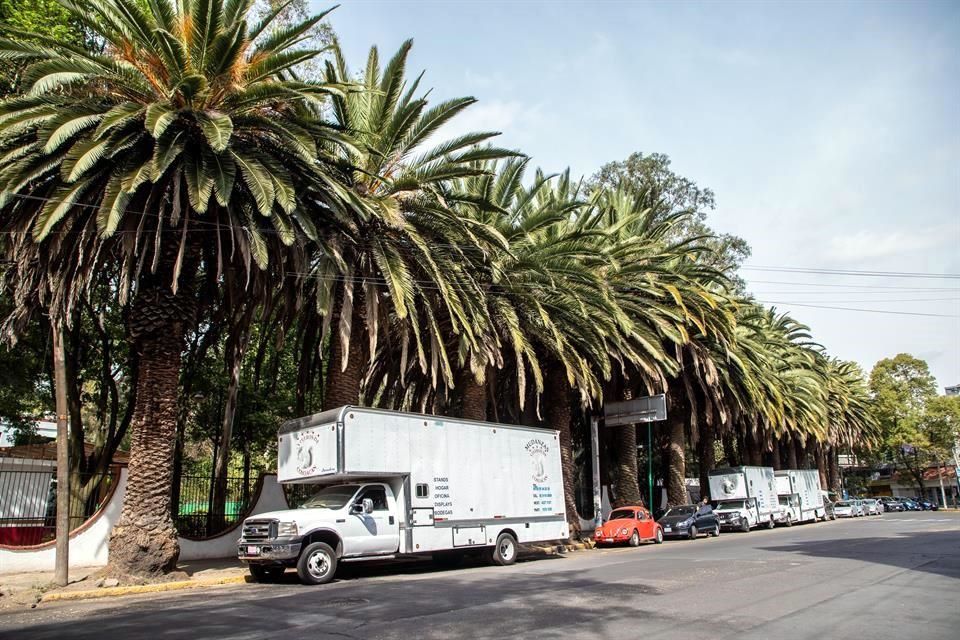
<box><xmin>604</xmin><ymin>394</ymin><xmax>667</xmax><ymax>425</ymax></box>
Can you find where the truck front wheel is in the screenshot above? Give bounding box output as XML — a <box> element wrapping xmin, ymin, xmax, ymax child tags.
<box><xmin>297</xmin><ymin>542</ymin><xmax>338</xmax><ymax>585</ymax></box>
<box><xmin>488</xmin><ymin>532</ymin><xmax>518</xmax><ymax>566</ymax></box>
<box><xmin>740</xmin><ymin>519</ymin><xmax>750</xmax><ymax>533</ymax></box>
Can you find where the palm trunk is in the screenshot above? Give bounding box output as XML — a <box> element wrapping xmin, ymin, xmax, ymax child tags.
<box><xmin>610</xmin><ymin>385</ymin><xmax>642</xmax><ymax>508</ymax></box>
<box><xmin>770</xmin><ymin>440</ymin><xmax>782</xmax><ymax>470</ymax></box>
<box><xmin>698</xmin><ymin>423</ymin><xmax>716</xmax><ymax>500</ymax></box>
<box><xmin>746</xmin><ymin>430</ymin><xmax>763</xmax><ymax>466</ymax></box>
<box><xmin>611</xmin><ymin>424</ymin><xmax>642</xmax><ymax>507</ymax></box>
<box><xmin>794</xmin><ymin>438</ymin><xmax>806</xmax><ymax>468</ymax></box>
<box><xmin>545</xmin><ymin>368</ymin><xmax>580</xmax><ymax>536</ymax></box>
<box><xmin>458</xmin><ymin>372</ymin><xmax>488</xmax><ymax>421</ymax></box>
<box><xmin>785</xmin><ymin>440</ymin><xmax>798</xmax><ymax>469</ymax></box>
<box><xmin>107</xmin><ymin>320</ymin><xmax>186</xmax><ymax>576</ymax></box>
<box><xmin>722</xmin><ymin>432</ymin><xmax>739</xmax><ymax>467</ymax></box>
<box><xmin>828</xmin><ymin>446</ymin><xmax>842</xmax><ymax>493</ymax></box>
<box><xmin>324</xmin><ymin>289</ymin><xmax>366</xmax><ymax>409</ymax></box>
<box><xmin>815</xmin><ymin>444</ymin><xmax>829</xmax><ymax>489</ymax></box>
<box><xmin>666</xmin><ymin>413</ymin><xmax>687</xmax><ymax>506</ymax></box>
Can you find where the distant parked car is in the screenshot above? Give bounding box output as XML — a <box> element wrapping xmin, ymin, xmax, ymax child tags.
<box><xmin>849</xmin><ymin>499</ymin><xmax>865</xmax><ymax>517</ymax></box>
<box><xmin>834</xmin><ymin>501</ymin><xmax>855</xmax><ymax>518</ymax></box>
<box><xmin>595</xmin><ymin>506</ymin><xmax>664</xmax><ymax>546</ymax></box>
<box><xmin>914</xmin><ymin>498</ymin><xmax>939</xmax><ymax>511</ymax></box>
<box><xmin>861</xmin><ymin>498</ymin><xmax>882</xmax><ymax>516</ymax></box>
<box><xmin>879</xmin><ymin>497</ymin><xmax>903</xmax><ymax>512</ymax></box>
<box><xmin>658</xmin><ymin>504</ymin><xmax>720</xmax><ymax>539</ymax></box>
<box><xmin>899</xmin><ymin>498</ymin><xmax>922</xmax><ymax>511</ymax></box>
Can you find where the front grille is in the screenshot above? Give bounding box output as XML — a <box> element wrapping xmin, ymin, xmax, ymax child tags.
<box><xmin>242</xmin><ymin>519</ymin><xmax>277</xmax><ymax>541</ymax></box>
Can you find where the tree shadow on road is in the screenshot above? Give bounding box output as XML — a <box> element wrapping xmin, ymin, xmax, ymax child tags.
<box><xmin>760</xmin><ymin>529</ymin><xmax>960</xmax><ymax>580</ymax></box>
<box><xmin>4</xmin><ymin>556</ymin><xmax>673</xmax><ymax>640</ymax></box>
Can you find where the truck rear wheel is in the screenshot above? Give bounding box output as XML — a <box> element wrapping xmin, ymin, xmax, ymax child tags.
<box><xmin>488</xmin><ymin>532</ymin><xmax>518</xmax><ymax>566</ymax></box>
<box><xmin>297</xmin><ymin>542</ymin><xmax>337</xmax><ymax>585</ymax></box>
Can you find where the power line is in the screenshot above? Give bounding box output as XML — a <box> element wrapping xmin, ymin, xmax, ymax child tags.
<box><xmin>743</xmin><ymin>265</ymin><xmax>960</xmax><ymax>280</ymax></box>
<box><xmin>747</xmin><ymin>279</ymin><xmax>959</xmax><ymax>291</ymax></box>
<box><xmin>758</xmin><ymin>297</ymin><xmax>960</xmax><ymax>304</ymax></box>
<box><xmin>757</xmin><ymin>300</ymin><xmax>960</xmax><ymax>318</ymax></box>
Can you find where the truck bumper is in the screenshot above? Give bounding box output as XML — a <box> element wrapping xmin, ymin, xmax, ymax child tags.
<box><xmin>238</xmin><ymin>541</ymin><xmax>302</xmax><ymax>562</ymax></box>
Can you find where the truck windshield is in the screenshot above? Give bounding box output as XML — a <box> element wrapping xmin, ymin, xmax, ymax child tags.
<box><xmin>299</xmin><ymin>484</ymin><xmax>361</xmax><ymax>509</ymax></box>
<box><xmin>717</xmin><ymin>500</ymin><xmax>746</xmax><ymax>510</ymax></box>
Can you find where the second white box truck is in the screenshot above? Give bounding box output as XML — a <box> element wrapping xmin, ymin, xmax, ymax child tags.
<box><xmin>237</xmin><ymin>406</ymin><xmax>569</xmax><ymax>584</ymax></box>
<box><xmin>774</xmin><ymin>469</ymin><xmax>826</xmax><ymax>525</ymax></box>
<box><xmin>709</xmin><ymin>466</ymin><xmax>781</xmax><ymax>531</ymax></box>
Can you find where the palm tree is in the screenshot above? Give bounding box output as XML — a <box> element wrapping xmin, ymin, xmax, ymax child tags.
<box><xmin>0</xmin><ymin>0</ymin><xmax>354</xmax><ymax>577</ymax></box>
<box><xmin>314</xmin><ymin>38</ymin><xmax>513</xmax><ymax>409</ymax></box>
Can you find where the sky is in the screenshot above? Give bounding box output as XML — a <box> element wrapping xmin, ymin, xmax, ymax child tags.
<box><xmin>316</xmin><ymin>0</ymin><xmax>960</xmax><ymax>390</ymax></box>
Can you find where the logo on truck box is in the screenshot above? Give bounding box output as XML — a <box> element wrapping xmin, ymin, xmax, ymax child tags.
<box><xmin>525</xmin><ymin>439</ymin><xmax>550</xmax><ymax>482</ymax></box>
<box><xmin>295</xmin><ymin>430</ymin><xmax>322</xmax><ymax>476</ymax></box>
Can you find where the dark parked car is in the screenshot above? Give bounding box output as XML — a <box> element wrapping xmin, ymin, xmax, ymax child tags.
<box><xmin>657</xmin><ymin>504</ymin><xmax>720</xmax><ymax>539</ymax></box>
<box><xmin>879</xmin><ymin>497</ymin><xmax>904</xmax><ymax>512</ymax></box>
<box><xmin>899</xmin><ymin>498</ymin><xmax>922</xmax><ymax>511</ymax></box>
<box><xmin>914</xmin><ymin>498</ymin><xmax>939</xmax><ymax>511</ymax></box>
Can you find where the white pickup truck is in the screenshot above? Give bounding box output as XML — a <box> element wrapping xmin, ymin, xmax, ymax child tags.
<box><xmin>709</xmin><ymin>466</ymin><xmax>781</xmax><ymax>532</ymax></box>
<box><xmin>238</xmin><ymin>406</ymin><xmax>569</xmax><ymax>584</ymax></box>
<box><xmin>774</xmin><ymin>469</ymin><xmax>826</xmax><ymax>525</ymax></box>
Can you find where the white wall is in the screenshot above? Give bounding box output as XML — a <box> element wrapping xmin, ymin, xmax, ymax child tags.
<box><xmin>0</xmin><ymin>468</ymin><xmax>127</xmax><ymax>574</ymax></box>
<box><xmin>0</xmin><ymin>472</ymin><xmax>289</xmax><ymax>574</ymax></box>
<box><xmin>178</xmin><ymin>475</ymin><xmax>288</xmax><ymax>560</ymax></box>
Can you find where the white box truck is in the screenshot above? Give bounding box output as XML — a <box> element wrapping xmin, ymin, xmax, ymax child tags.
<box><xmin>774</xmin><ymin>469</ymin><xmax>825</xmax><ymax>525</ymax></box>
<box><xmin>709</xmin><ymin>466</ymin><xmax>781</xmax><ymax>532</ymax></box>
<box><xmin>237</xmin><ymin>406</ymin><xmax>569</xmax><ymax>584</ymax></box>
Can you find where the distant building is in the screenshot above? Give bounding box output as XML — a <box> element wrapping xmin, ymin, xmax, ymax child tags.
<box><xmin>946</xmin><ymin>384</ymin><xmax>960</xmax><ymax>397</ymax></box>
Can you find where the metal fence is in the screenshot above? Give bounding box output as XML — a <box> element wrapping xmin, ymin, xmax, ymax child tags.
<box><xmin>0</xmin><ymin>469</ymin><xmax>115</xmax><ymax>546</ymax></box>
<box><xmin>174</xmin><ymin>475</ymin><xmax>254</xmax><ymax>539</ymax></box>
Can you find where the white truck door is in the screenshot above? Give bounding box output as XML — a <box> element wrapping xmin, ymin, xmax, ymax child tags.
<box><xmin>343</xmin><ymin>484</ymin><xmax>400</xmax><ymax>556</ymax></box>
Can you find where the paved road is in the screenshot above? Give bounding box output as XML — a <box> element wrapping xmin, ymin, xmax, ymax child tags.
<box><xmin>3</xmin><ymin>512</ymin><xmax>958</xmax><ymax>639</ymax></box>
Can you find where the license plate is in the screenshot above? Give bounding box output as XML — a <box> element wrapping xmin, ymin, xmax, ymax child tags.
<box><xmin>664</xmin><ymin>527</ymin><xmax>672</xmax><ymax>533</ymax></box>
<box><xmin>246</xmin><ymin>546</ymin><xmax>260</xmax><ymax>555</ymax></box>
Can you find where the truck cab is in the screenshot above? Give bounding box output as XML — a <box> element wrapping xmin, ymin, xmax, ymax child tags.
<box><xmin>239</xmin><ymin>482</ymin><xmax>401</xmax><ymax>584</ymax></box>
<box><xmin>714</xmin><ymin>498</ymin><xmax>758</xmax><ymax>532</ymax></box>
<box><xmin>776</xmin><ymin>494</ymin><xmax>801</xmax><ymax>526</ymax></box>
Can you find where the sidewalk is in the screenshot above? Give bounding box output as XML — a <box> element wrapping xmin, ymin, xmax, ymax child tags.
<box><xmin>0</xmin><ymin>558</ymin><xmax>248</xmax><ymax>610</ymax></box>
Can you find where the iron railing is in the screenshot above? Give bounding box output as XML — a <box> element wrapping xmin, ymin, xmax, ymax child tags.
<box><xmin>0</xmin><ymin>468</ymin><xmax>115</xmax><ymax>546</ymax></box>
<box><xmin>173</xmin><ymin>475</ymin><xmax>253</xmax><ymax>538</ymax></box>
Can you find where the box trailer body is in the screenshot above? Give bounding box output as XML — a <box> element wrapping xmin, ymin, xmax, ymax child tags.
<box><xmin>709</xmin><ymin>466</ymin><xmax>781</xmax><ymax>531</ymax></box>
<box><xmin>239</xmin><ymin>406</ymin><xmax>569</xmax><ymax>584</ymax></box>
<box><xmin>775</xmin><ymin>469</ymin><xmax>825</xmax><ymax>524</ymax></box>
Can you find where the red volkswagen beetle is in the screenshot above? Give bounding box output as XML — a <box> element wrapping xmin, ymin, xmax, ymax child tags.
<box><xmin>594</xmin><ymin>506</ymin><xmax>664</xmax><ymax>546</ymax></box>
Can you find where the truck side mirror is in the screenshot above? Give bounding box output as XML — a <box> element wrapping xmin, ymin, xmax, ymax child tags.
<box><xmin>362</xmin><ymin>498</ymin><xmax>374</xmax><ymax>514</ymax></box>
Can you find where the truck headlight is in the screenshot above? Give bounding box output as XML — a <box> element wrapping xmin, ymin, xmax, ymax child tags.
<box><xmin>277</xmin><ymin>521</ymin><xmax>298</xmax><ymax>537</ymax></box>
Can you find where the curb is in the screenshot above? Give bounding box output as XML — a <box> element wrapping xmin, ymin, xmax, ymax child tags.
<box><xmin>40</xmin><ymin>574</ymin><xmax>249</xmax><ymax>603</ymax></box>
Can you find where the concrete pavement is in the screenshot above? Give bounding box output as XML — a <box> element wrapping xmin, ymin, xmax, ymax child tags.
<box><xmin>2</xmin><ymin>512</ymin><xmax>957</xmax><ymax>639</ymax></box>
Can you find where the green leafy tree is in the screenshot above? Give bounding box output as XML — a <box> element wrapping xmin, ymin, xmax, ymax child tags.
<box><xmin>0</xmin><ymin>0</ymin><xmax>87</xmax><ymax>96</ymax></box>
<box><xmin>868</xmin><ymin>354</ymin><xmax>939</xmax><ymax>494</ymax></box>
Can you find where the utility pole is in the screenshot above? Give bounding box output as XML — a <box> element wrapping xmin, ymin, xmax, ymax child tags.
<box><xmin>937</xmin><ymin>459</ymin><xmax>947</xmax><ymax>509</ymax></box>
<box><xmin>590</xmin><ymin>416</ymin><xmax>601</xmax><ymax>530</ymax></box>
<box><xmin>52</xmin><ymin>321</ymin><xmax>69</xmax><ymax>587</ymax></box>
